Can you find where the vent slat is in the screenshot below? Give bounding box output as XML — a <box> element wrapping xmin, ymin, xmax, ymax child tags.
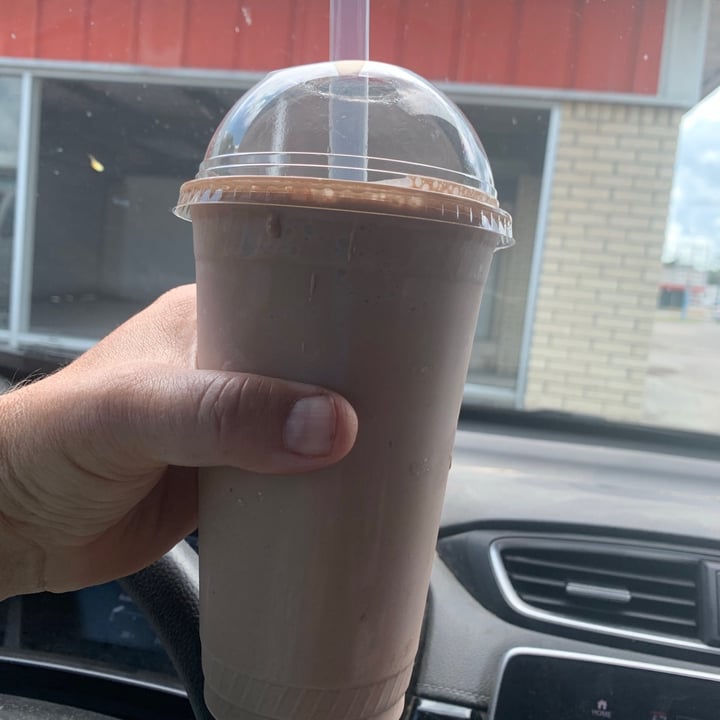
<box><xmin>520</xmin><ymin>593</ymin><xmax>697</xmax><ymax>629</ymax></box>
<box><xmin>508</xmin><ymin>572</ymin><xmax>697</xmax><ymax>608</ymax></box>
<box><xmin>509</xmin><ymin>572</ymin><xmax>566</xmax><ymax>589</ymax></box>
<box><xmin>617</xmin><ymin>589</ymin><xmax>696</xmax><ymax>608</ymax></box>
<box><xmin>501</xmin><ymin>544</ymin><xmax>700</xmax><ymax>641</ymax></box>
<box><xmin>504</xmin><ymin>553</ymin><xmax>695</xmax><ymax>589</ymax></box>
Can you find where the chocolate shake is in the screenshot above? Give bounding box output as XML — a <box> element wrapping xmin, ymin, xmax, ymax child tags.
<box><xmin>175</xmin><ymin>62</ymin><xmax>513</xmax><ymax>720</ymax></box>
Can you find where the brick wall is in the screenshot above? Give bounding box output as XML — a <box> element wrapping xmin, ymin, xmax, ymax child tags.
<box><xmin>524</xmin><ymin>101</ymin><xmax>684</xmax><ymax>420</ymax></box>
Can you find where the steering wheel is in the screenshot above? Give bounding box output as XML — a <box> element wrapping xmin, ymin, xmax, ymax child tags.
<box><xmin>119</xmin><ymin>541</ymin><xmax>213</xmax><ymax>720</ymax></box>
<box><xmin>120</xmin><ymin>543</ymin><xmax>428</xmax><ymax>720</ymax></box>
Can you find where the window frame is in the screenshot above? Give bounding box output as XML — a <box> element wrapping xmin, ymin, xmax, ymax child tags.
<box><xmin>0</xmin><ymin>58</ymin><xmax>562</xmax><ymax>408</ymax></box>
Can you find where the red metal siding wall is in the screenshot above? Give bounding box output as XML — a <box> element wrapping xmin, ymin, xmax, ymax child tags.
<box><xmin>0</xmin><ymin>0</ymin><xmax>666</xmax><ymax>94</ymax></box>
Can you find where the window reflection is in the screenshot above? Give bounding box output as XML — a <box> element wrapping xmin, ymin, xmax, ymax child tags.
<box><xmin>27</xmin><ymin>80</ymin><xmax>546</xmax><ymax>397</ymax></box>
<box><xmin>31</xmin><ymin>80</ymin><xmax>237</xmax><ymax>339</ymax></box>
<box><xmin>466</xmin><ymin>105</ymin><xmax>549</xmax><ymax>393</ymax></box>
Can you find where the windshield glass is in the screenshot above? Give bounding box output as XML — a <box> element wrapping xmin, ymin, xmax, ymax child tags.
<box><xmin>0</xmin><ymin>2</ymin><xmax>717</xmax><ymax>438</ymax></box>
<box><xmin>0</xmin><ymin>0</ymin><xmax>718</xmax><ymax>687</ymax></box>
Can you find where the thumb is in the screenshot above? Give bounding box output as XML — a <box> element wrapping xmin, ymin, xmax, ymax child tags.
<box><xmin>79</xmin><ymin>366</ymin><xmax>359</xmax><ymax>475</ymax></box>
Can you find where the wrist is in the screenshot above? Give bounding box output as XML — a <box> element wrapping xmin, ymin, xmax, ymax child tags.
<box><xmin>0</xmin><ymin>391</ymin><xmax>45</xmax><ymax>600</ymax></box>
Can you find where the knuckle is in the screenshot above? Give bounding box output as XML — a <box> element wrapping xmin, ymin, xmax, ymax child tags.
<box><xmin>145</xmin><ymin>287</ymin><xmax>197</xmax><ymax>366</ymax></box>
<box><xmin>196</xmin><ymin>373</ymin><xmax>278</xmax><ymax>455</ymax></box>
<box><xmin>89</xmin><ymin>369</ymin><xmax>147</xmax><ymax>451</ymax></box>
<box><xmin>236</xmin><ymin>374</ymin><xmax>277</xmax><ymax>424</ymax></box>
<box><xmin>101</xmin><ymin>368</ymin><xmax>144</xmax><ymax>420</ymax></box>
<box><xmin>153</xmin><ymin>285</ymin><xmax>196</xmax><ymax>321</ymax></box>
<box><xmin>91</xmin><ymin>365</ymin><xmax>167</xmax><ymax>447</ymax></box>
<box><xmin>146</xmin><ymin>285</ymin><xmax>197</xmax><ymax>331</ymax></box>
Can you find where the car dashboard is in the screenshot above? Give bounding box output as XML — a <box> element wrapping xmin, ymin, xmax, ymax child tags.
<box><xmin>1</xmin><ymin>419</ymin><xmax>720</xmax><ymax>720</ymax></box>
<box><xmin>413</xmin><ymin>423</ymin><xmax>720</xmax><ymax>720</ymax></box>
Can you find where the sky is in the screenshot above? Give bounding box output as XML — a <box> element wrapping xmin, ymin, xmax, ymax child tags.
<box><xmin>664</xmin><ymin>86</ymin><xmax>720</xmax><ymax>270</ymax></box>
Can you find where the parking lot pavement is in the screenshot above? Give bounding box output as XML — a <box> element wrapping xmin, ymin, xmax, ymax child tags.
<box><xmin>644</xmin><ymin>311</ymin><xmax>720</xmax><ymax>435</ymax></box>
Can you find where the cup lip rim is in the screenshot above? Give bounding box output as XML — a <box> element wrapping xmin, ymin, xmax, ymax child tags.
<box><xmin>172</xmin><ymin>174</ymin><xmax>514</xmax><ymax>246</ymax></box>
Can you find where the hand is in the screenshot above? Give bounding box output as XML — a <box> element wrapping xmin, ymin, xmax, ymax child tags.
<box><xmin>0</xmin><ymin>285</ymin><xmax>357</xmax><ymax>599</ymax></box>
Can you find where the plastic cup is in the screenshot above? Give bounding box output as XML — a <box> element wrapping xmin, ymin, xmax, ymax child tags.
<box><xmin>174</xmin><ymin>60</ymin><xmax>512</xmax><ymax>720</ymax></box>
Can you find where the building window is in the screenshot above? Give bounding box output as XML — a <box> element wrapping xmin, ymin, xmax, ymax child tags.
<box><xmin>461</xmin><ymin>104</ymin><xmax>550</xmax><ymax>394</ymax></box>
<box><xmin>26</xmin><ymin>77</ymin><xmax>548</xmax><ymax>398</ymax></box>
<box><xmin>31</xmin><ymin>79</ymin><xmax>238</xmax><ymax>340</ymax></box>
<box><xmin>0</xmin><ymin>76</ymin><xmax>22</xmax><ymax>331</ymax></box>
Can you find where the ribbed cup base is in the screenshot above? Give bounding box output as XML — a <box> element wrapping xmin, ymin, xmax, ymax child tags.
<box><xmin>203</xmin><ymin>658</ymin><xmax>412</xmax><ymax>720</ymax></box>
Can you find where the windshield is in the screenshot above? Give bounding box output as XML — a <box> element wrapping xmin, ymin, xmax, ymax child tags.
<box><xmin>0</xmin><ymin>2</ymin><xmax>718</xmax><ymax>438</ymax></box>
<box><xmin>0</xmin><ymin>0</ymin><xmax>718</xmax><ymax>688</ymax></box>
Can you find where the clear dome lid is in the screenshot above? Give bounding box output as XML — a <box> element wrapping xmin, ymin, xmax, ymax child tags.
<box><xmin>175</xmin><ymin>61</ymin><xmax>512</xmax><ymax>243</ymax></box>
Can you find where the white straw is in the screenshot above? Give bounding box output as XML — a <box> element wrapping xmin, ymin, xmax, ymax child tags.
<box><xmin>329</xmin><ymin>0</ymin><xmax>369</xmax><ymax>181</ymax></box>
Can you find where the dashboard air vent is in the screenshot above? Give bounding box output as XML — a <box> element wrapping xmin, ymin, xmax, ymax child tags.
<box><xmin>500</xmin><ymin>543</ymin><xmax>699</xmax><ymax>639</ymax></box>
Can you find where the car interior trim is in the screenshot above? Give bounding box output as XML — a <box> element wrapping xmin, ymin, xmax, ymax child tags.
<box><xmin>414</xmin><ymin>698</ymin><xmax>473</xmax><ymax>718</ymax></box>
<box><xmin>489</xmin><ymin>542</ymin><xmax>720</xmax><ymax>655</ymax></box>
<box><xmin>0</xmin><ymin>653</ymin><xmax>186</xmax><ymax>698</ymax></box>
<box><xmin>488</xmin><ymin>647</ymin><xmax>720</xmax><ymax>720</ymax></box>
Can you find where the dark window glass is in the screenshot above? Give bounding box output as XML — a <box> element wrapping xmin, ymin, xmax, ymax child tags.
<box><xmin>31</xmin><ymin>80</ymin><xmax>237</xmax><ymax>339</ymax></box>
